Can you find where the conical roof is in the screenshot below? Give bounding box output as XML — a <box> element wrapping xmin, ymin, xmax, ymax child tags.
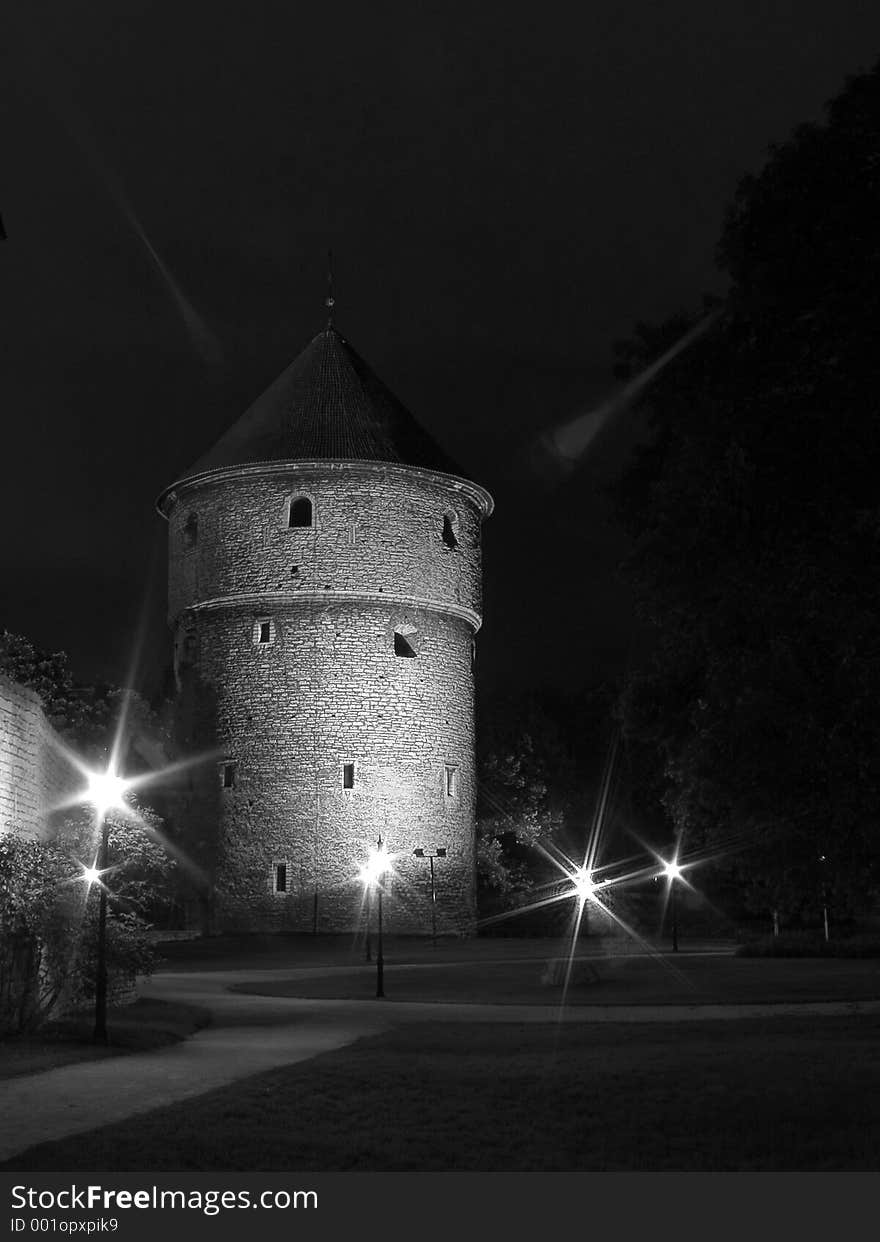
<box><xmin>183</xmin><ymin>327</ymin><xmax>463</xmax><ymax>478</ymax></box>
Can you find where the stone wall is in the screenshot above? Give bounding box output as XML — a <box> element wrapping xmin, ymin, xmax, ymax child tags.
<box><xmin>0</xmin><ymin>674</ymin><xmax>80</xmax><ymax>839</ymax></box>
<box><xmin>163</xmin><ymin>460</ymin><xmax>491</xmax><ymax>934</ymax></box>
<box><xmin>163</xmin><ymin>461</ymin><xmax>490</xmax><ymax>628</ymax></box>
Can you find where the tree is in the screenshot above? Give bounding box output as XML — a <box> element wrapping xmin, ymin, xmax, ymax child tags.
<box><xmin>0</xmin><ymin>631</ymin><xmax>179</xmax><ymax>1027</ymax></box>
<box><xmin>0</xmin><ymin>629</ymin><xmax>169</xmax><ymax>767</ymax></box>
<box><xmin>60</xmin><ymin>803</ymin><xmax>175</xmax><ymax>1000</ymax></box>
<box><xmin>0</xmin><ymin>835</ymin><xmax>72</xmax><ymax>1032</ymax></box>
<box><xmin>0</xmin><ymin>803</ymin><xmax>174</xmax><ymax>1032</ymax></box>
<box><xmin>613</xmin><ymin>61</ymin><xmax>880</xmax><ymax>924</ymax></box>
<box><xmin>475</xmin><ymin>688</ymin><xmax>613</xmax><ymax>911</ymax></box>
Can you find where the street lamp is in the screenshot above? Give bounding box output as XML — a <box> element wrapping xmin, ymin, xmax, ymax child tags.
<box><xmin>819</xmin><ymin>854</ymin><xmax>830</xmax><ymax>943</ymax></box>
<box><xmin>660</xmin><ymin>858</ymin><xmax>683</xmax><ymax>953</ymax></box>
<box><xmin>83</xmin><ymin>766</ymin><xmax>130</xmax><ymax>1043</ymax></box>
<box><xmin>572</xmin><ymin>865</ymin><xmax>596</xmax><ymax>904</ymax></box>
<box><xmin>569</xmin><ymin>864</ymin><xmax>598</xmax><ymax>936</ymax></box>
<box><xmin>413</xmin><ymin>847</ymin><xmax>447</xmax><ymax>947</ymax></box>
<box><xmin>361</xmin><ymin>838</ymin><xmax>389</xmax><ymax>997</ymax></box>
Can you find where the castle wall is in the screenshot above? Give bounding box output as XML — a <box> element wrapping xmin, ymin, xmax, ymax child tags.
<box><xmin>0</xmin><ymin>674</ymin><xmax>80</xmax><ymax>839</ymax></box>
<box><xmin>163</xmin><ymin>460</ymin><xmax>489</xmax><ymax>934</ymax></box>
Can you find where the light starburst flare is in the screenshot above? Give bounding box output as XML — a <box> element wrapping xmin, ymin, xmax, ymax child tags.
<box><xmin>661</xmin><ymin>858</ymin><xmax>683</xmax><ymax>882</ymax></box>
<box><xmin>571</xmin><ymin>864</ymin><xmax>599</xmax><ymax>904</ymax></box>
<box><xmin>84</xmin><ymin>768</ymin><xmax>130</xmax><ymax>816</ymax></box>
<box><xmin>359</xmin><ymin>844</ymin><xmax>391</xmax><ymax>887</ymax></box>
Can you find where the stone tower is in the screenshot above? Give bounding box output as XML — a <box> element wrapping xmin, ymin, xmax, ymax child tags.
<box><xmin>157</xmin><ymin>325</ymin><xmax>493</xmax><ymax>933</ymax></box>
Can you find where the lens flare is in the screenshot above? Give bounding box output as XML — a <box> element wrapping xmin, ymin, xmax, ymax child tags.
<box><xmin>360</xmin><ymin>844</ymin><xmax>390</xmax><ymax>886</ymax></box>
<box><xmin>537</xmin><ymin>310</ymin><xmax>721</xmax><ymax>472</ymax></box>
<box><xmin>572</xmin><ymin>865</ymin><xmax>597</xmax><ymax>903</ymax></box>
<box><xmin>85</xmin><ymin>769</ymin><xmax>129</xmax><ymax>816</ymax></box>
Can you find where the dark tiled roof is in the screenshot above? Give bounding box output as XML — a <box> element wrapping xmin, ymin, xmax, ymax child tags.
<box><xmin>184</xmin><ymin>327</ymin><xmax>463</xmax><ymax>477</ymax></box>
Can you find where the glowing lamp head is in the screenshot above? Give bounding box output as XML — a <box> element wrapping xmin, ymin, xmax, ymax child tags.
<box><xmin>662</xmin><ymin>860</ymin><xmax>683</xmax><ymax>881</ymax></box>
<box><xmin>572</xmin><ymin>866</ymin><xmax>596</xmax><ymax>902</ymax></box>
<box><xmin>85</xmin><ymin>769</ymin><xmax>129</xmax><ymax>816</ymax></box>
<box><xmin>82</xmin><ymin>865</ymin><xmax>100</xmax><ymax>886</ymax></box>
<box><xmin>361</xmin><ymin>846</ymin><xmax>389</xmax><ymax>886</ymax></box>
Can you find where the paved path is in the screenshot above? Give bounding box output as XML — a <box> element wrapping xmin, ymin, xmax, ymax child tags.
<box><xmin>3</xmin><ymin>962</ymin><xmax>880</xmax><ymax>1165</ymax></box>
<box><xmin>0</xmin><ymin>1010</ymin><xmax>385</xmax><ymax>1164</ymax></box>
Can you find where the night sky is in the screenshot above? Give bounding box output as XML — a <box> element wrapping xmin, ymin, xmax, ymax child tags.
<box><xmin>3</xmin><ymin>2</ymin><xmax>880</xmax><ymax>700</ymax></box>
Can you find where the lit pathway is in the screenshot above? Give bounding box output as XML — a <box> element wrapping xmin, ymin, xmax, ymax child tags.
<box><xmin>2</xmin><ymin>963</ymin><xmax>880</xmax><ymax>1165</ymax></box>
<box><xmin>0</xmin><ymin>997</ymin><xmax>385</xmax><ymax>1165</ymax></box>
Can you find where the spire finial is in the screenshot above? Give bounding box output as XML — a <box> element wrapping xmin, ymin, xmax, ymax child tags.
<box><xmin>325</xmin><ymin>249</ymin><xmax>335</xmax><ymax>329</ymax></box>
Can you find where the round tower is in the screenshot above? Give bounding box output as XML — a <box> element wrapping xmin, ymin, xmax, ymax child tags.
<box><xmin>157</xmin><ymin>326</ymin><xmax>493</xmax><ymax>934</ymax></box>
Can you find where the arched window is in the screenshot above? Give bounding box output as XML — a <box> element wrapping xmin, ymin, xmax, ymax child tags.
<box><xmin>289</xmin><ymin>496</ymin><xmax>313</xmax><ymax>528</ymax></box>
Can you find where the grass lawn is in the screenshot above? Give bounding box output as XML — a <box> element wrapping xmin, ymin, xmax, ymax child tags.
<box><xmin>154</xmin><ymin>933</ymin><xmax>665</xmax><ymax>972</ymax></box>
<box><xmin>3</xmin><ymin>1013</ymin><xmax>879</xmax><ymax>1171</ymax></box>
<box><xmin>232</xmin><ymin>953</ymin><xmax>880</xmax><ymax>1005</ymax></box>
<box><xmin>0</xmin><ymin>999</ymin><xmax>210</xmax><ymax>1081</ymax></box>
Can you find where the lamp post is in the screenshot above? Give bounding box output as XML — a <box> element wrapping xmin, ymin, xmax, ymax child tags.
<box><xmin>413</xmin><ymin>847</ymin><xmax>446</xmax><ymax>947</ymax></box>
<box><xmin>94</xmin><ymin>814</ymin><xmax>110</xmax><ymax>1042</ymax></box>
<box><xmin>375</xmin><ymin>835</ymin><xmax>385</xmax><ymax>998</ymax></box>
<box><xmin>819</xmin><ymin>854</ymin><xmax>830</xmax><ymax>943</ymax></box>
<box><xmin>661</xmin><ymin>858</ymin><xmax>682</xmax><ymax>953</ymax></box>
<box><xmin>361</xmin><ymin>838</ymin><xmax>389</xmax><ymax>996</ymax></box>
<box><xmin>84</xmin><ymin>768</ymin><xmax>129</xmax><ymax>1044</ymax></box>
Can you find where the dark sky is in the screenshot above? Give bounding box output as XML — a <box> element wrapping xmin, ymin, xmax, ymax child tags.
<box><xmin>2</xmin><ymin>1</ymin><xmax>880</xmax><ymax>700</ymax></box>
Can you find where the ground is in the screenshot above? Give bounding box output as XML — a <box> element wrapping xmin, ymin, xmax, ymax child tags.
<box><xmin>1</xmin><ymin>934</ymin><xmax>878</xmax><ymax>1172</ymax></box>
<box><xmin>0</xmin><ymin>998</ymin><xmax>209</xmax><ymax>1081</ymax></box>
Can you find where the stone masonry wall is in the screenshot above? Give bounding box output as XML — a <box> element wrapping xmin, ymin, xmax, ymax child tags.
<box><xmin>0</xmin><ymin>674</ymin><xmax>80</xmax><ymax>839</ymax></box>
<box><xmin>164</xmin><ymin>462</ymin><xmax>488</xmax><ymax>628</ymax></box>
<box><xmin>163</xmin><ymin>461</ymin><xmax>490</xmax><ymax>934</ymax></box>
<box><xmin>185</xmin><ymin>601</ymin><xmax>476</xmax><ymax>932</ymax></box>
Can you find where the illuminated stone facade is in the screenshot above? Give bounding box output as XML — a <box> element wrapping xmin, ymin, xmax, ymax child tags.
<box><xmin>159</xmin><ymin>328</ymin><xmax>493</xmax><ymax>933</ymax></box>
<box><xmin>0</xmin><ymin>674</ymin><xmax>79</xmax><ymax>839</ymax></box>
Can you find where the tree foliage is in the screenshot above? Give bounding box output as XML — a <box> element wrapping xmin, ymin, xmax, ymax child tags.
<box><xmin>0</xmin><ymin>835</ymin><xmax>72</xmax><ymax>1032</ymax></box>
<box><xmin>0</xmin><ymin>630</ymin><xmax>177</xmax><ymax>1030</ymax></box>
<box><xmin>613</xmin><ymin>62</ymin><xmax>880</xmax><ymax>921</ymax></box>
<box><xmin>0</xmin><ymin>629</ymin><xmax>169</xmax><ymax>765</ymax></box>
<box><xmin>475</xmin><ymin>689</ymin><xmax>614</xmax><ymax>909</ymax></box>
<box><xmin>0</xmin><ymin>805</ymin><xmax>174</xmax><ymax>1034</ymax></box>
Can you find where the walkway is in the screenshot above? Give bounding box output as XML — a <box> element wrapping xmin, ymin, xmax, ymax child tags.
<box><xmin>2</xmin><ymin>961</ymin><xmax>879</xmax><ymax>1165</ymax></box>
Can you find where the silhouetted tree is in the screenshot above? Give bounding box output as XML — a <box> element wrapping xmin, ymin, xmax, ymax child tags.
<box><xmin>613</xmin><ymin>61</ymin><xmax>880</xmax><ymax>924</ymax></box>
<box><xmin>476</xmin><ymin>687</ymin><xmax>615</xmax><ymax>911</ymax></box>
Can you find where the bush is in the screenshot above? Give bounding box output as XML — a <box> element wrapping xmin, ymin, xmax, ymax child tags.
<box><xmin>737</xmin><ymin>934</ymin><xmax>880</xmax><ymax>958</ymax></box>
<box><xmin>0</xmin><ymin>835</ymin><xmax>72</xmax><ymax>1032</ymax></box>
<box><xmin>0</xmin><ymin>807</ymin><xmax>175</xmax><ymax>1033</ymax></box>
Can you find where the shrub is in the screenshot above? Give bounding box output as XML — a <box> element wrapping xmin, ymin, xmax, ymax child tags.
<box><xmin>737</xmin><ymin>934</ymin><xmax>880</xmax><ymax>958</ymax></box>
<box><xmin>0</xmin><ymin>835</ymin><xmax>72</xmax><ymax>1032</ymax></box>
<box><xmin>0</xmin><ymin>806</ymin><xmax>175</xmax><ymax>1033</ymax></box>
